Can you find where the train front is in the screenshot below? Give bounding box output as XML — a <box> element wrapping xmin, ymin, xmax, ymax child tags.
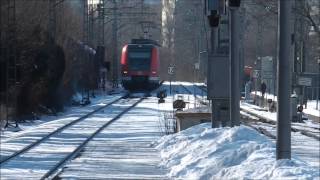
<box><xmin>121</xmin><ymin>41</ymin><xmax>160</xmax><ymax>90</ymax></box>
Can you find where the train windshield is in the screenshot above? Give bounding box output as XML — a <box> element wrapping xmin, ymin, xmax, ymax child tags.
<box><xmin>128</xmin><ymin>50</ymin><xmax>151</xmax><ymax>71</ymax></box>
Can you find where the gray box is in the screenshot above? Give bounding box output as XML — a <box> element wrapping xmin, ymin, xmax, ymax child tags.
<box><xmin>206</xmin><ymin>0</ymin><xmax>226</xmax><ymax>15</ymax></box>
<box><xmin>207</xmin><ymin>55</ymin><xmax>230</xmax><ymax>99</ymax></box>
<box><xmin>207</xmin><ymin>0</ymin><xmax>219</xmax><ymax>11</ymax></box>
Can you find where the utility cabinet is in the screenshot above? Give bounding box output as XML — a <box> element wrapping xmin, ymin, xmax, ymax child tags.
<box><xmin>207</xmin><ymin>55</ymin><xmax>230</xmax><ymax>100</ymax></box>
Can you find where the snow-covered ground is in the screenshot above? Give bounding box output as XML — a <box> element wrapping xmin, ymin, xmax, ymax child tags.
<box><xmin>240</xmin><ymin>101</ymin><xmax>320</xmax><ymax>136</ymax></box>
<box><xmin>0</xmin><ymin>82</ymin><xmax>319</xmax><ymax>179</ymax></box>
<box><xmin>157</xmin><ymin>82</ymin><xmax>320</xmax><ymax>179</ymax></box>
<box><xmin>0</xmin><ymin>92</ymin><xmax>124</xmax><ymax>142</ymax></box>
<box><xmin>307</xmin><ymin>100</ymin><xmax>320</xmax><ymax>110</ymax></box>
<box><xmin>251</xmin><ymin>91</ymin><xmax>320</xmax><ymax>120</ymax></box>
<box><xmin>0</xmin><ymin>95</ymin><xmax>130</xmax><ymax>179</ymax></box>
<box><xmin>59</xmin><ymin>96</ymin><xmax>168</xmax><ymax>179</ymax></box>
<box><xmin>304</xmin><ymin>100</ymin><xmax>320</xmax><ymax>119</ymax></box>
<box><xmin>156</xmin><ymin>123</ymin><xmax>320</xmax><ymax>180</ymax></box>
<box><xmin>244</xmin><ymin>120</ymin><xmax>320</xmax><ymax>169</ymax></box>
<box><xmin>240</xmin><ymin>100</ymin><xmax>320</xmax><ymax>169</ymax></box>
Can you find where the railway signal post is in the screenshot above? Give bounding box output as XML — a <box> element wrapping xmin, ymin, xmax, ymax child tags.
<box><xmin>206</xmin><ymin>0</ymin><xmax>232</xmax><ymax>128</ymax></box>
<box><xmin>276</xmin><ymin>0</ymin><xmax>293</xmax><ymax>160</ymax></box>
<box><xmin>228</xmin><ymin>0</ymin><xmax>241</xmax><ymax>127</ymax></box>
<box><xmin>112</xmin><ymin>0</ymin><xmax>119</xmax><ymax>88</ymax></box>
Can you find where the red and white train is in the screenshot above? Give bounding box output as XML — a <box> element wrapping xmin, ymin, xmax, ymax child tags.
<box><xmin>120</xmin><ymin>39</ymin><xmax>160</xmax><ymax>90</ymax></box>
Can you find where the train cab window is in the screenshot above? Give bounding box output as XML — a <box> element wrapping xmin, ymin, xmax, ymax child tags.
<box><xmin>128</xmin><ymin>50</ymin><xmax>152</xmax><ymax>71</ymax></box>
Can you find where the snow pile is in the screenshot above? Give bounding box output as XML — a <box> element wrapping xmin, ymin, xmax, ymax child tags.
<box><xmin>156</xmin><ymin>123</ymin><xmax>319</xmax><ymax>180</ymax></box>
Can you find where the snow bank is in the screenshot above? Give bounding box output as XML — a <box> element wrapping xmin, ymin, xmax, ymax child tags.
<box><xmin>156</xmin><ymin>123</ymin><xmax>319</xmax><ymax>180</ymax></box>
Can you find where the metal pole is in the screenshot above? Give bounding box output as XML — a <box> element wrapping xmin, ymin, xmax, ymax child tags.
<box><xmin>83</xmin><ymin>0</ymin><xmax>90</xmax><ymax>103</ymax></box>
<box><xmin>276</xmin><ymin>0</ymin><xmax>292</xmax><ymax>160</ymax></box>
<box><xmin>239</xmin><ymin>8</ymin><xmax>245</xmax><ymax>93</ymax></box>
<box><xmin>87</xmin><ymin>0</ymin><xmax>94</xmax><ymax>101</ymax></box>
<box><xmin>317</xmin><ymin>63</ymin><xmax>320</xmax><ymax>110</ymax></box>
<box><xmin>317</xmin><ymin>62</ymin><xmax>320</xmax><ymax>110</ymax></box>
<box><xmin>211</xmin><ymin>102</ymin><xmax>219</xmax><ymax>128</ymax></box>
<box><xmin>5</xmin><ymin>0</ymin><xmax>18</xmax><ymax>127</ymax></box>
<box><xmin>210</xmin><ymin>26</ymin><xmax>219</xmax><ymax>128</ymax></box>
<box><xmin>229</xmin><ymin>7</ymin><xmax>240</xmax><ymax>127</ymax></box>
<box><xmin>82</xmin><ymin>0</ymin><xmax>88</xmax><ymax>104</ymax></box>
<box><xmin>112</xmin><ymin>0</ymin><xmax>118</xmax><ymax>88</ymax></box>
<box><xmin>98</xmin><ymin>0</ymin><xmax>105</xmax><ymax>46</ymax></box>
<box><xmin>0</xmin><ymin>0</ymin><xmax>3</xmax><ymax>123</ymax></box>
<box><xmin>98</xmin><ymin>0</ymin><xmax>105</xmax><ymax>92</ymax></box>
<box><xmin>170</xmin><ymin>76</ymin><xmax>172</xmax><ymax>95</ymax></box>
<box><xmin>254</xmin><ymin>19</ymin><xmax>262</xmax><ymax>106</ymax></box>
<box><xmin>48</xmin><ymin>0</ymin><xmax>57</xmax><ymax>42</ymax></box>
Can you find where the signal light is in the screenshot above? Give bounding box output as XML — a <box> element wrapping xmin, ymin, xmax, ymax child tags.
<box><xmin>208</xmin><ymin>12</ymin><xmax>220</xmax><ymax>27</ymax></box>
<box><xmin>152</xmin><ymin>71</ymin><xmax>157</xmax><ymax>74</ymax></box>
<box><xmin>123</xmin><ymin>71</ymin><xmax>128</xmax><ymax>74</ymax></box>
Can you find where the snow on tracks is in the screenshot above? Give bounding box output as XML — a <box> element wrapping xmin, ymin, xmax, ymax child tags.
<box><xmin>59</xmin><ymin>97</ymin><xmax>168</xmax><ymax>179</ymax></box>
<box><xmin>0</xmin><ymin>95</ymin><xmax>146</xmax><ymax>179</ymax></box>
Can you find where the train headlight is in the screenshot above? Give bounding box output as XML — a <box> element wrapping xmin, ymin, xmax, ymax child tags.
<box><xmin>123</xmin><ymin>71</ymin><xmax>128</xmax><ymax>74</ymax></box>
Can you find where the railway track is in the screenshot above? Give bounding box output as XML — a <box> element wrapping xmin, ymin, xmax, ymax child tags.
<box><xmin>0</xmin><ymin>93</ymin><xmax>149</xmax><ymax>179</ymax></box>
<box><xmin>240</xmin><ymin>107</ymin><xmax>320</xmax><ymax>140</ymax></box>
<box><xmin>191</xmin><ymin>84</ymin><xmax>320</xmax><ymax>141</ymax></box>
<box><xmin>0</xmin><ymin>94</ymin><xmax>127</xmax><ymax>164</ymax></box>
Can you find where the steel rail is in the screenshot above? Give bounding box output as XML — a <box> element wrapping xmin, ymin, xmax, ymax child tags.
<box><xmin>240</xmin><ymin>107</ymin><xmax>320</xmax><ymax>141</ymax></box>
<box><xmin>0</xmin><ymin>94</ymin><xmax>128</xmax><ymax>164</ymax></box>
<box><xmin>41</xmin><ymin>97</ymin><xmax>145</xmax><ymax>180</ymax></box>
<box><xmin>194</xmin><ymin>84</ymin><xmax>320</xmax><ymax>141</ymax></box>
